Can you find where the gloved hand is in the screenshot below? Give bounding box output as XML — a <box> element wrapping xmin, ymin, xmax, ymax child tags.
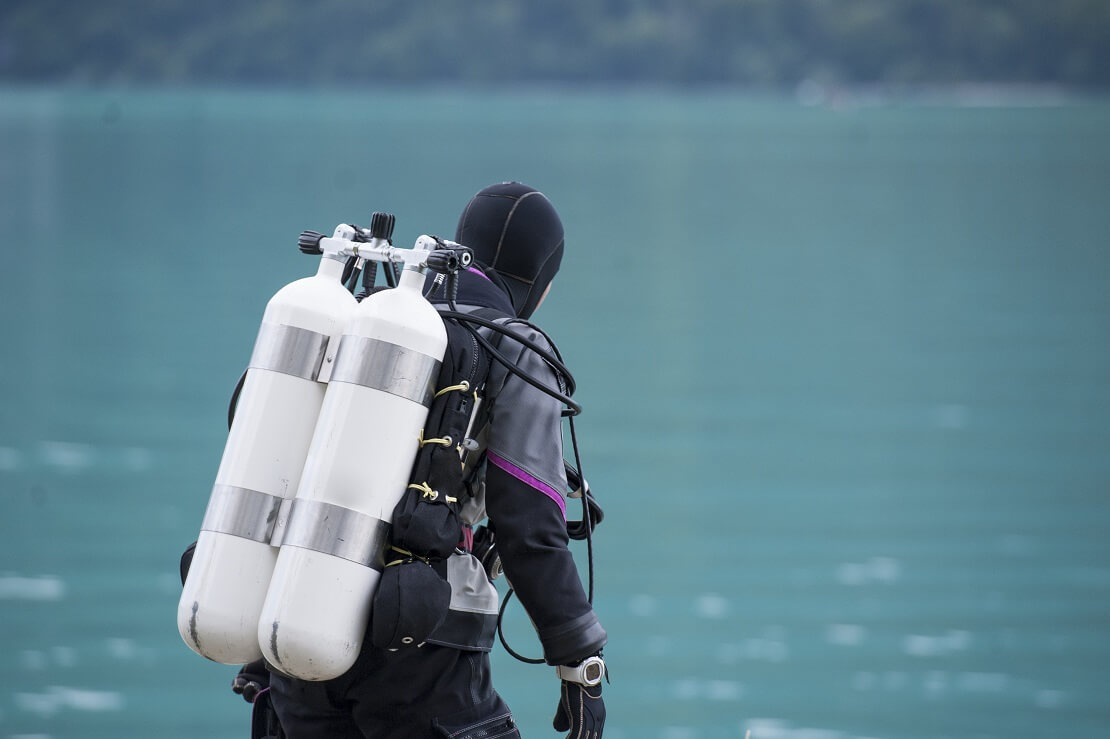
<box><xmin>553</xmin><ymin>679</ymin><xmax>605</xmax><ymax>738</ymax></box>
<box><xmin>230</xmin><ymin>658</ymin><xmax>270</xmax><ymax>704</ymax></box>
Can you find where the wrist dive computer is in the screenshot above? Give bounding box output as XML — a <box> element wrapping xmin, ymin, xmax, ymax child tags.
<box><xmin>555</xmin><ymin>655</ymin><xmax>605</xmax><ymax>686</ymax></box>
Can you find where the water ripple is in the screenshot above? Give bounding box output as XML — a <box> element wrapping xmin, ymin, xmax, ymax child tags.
<box><xmin>0</xmin><ymin>574</ymin><xmax>65</xmax><ymax>601</ymax></box>
<box><xmin>15</xmin><ymin>687</ymin><xmax>124</xmax><ymax>716</ymax></box>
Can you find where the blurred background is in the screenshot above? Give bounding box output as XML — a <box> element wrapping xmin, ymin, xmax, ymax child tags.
<box><xmin>1</xmin><ymin>2</ymin><xmax>1108</xmax><ymax>738</ymax></box>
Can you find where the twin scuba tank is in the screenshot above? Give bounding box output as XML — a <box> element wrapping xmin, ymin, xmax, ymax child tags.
<box><xmin>177</xmin><ymin>218</ymin><xmax>461</xmax><ymax>680</ymax></box>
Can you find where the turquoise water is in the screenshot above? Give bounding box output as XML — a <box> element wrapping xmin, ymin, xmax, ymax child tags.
<box><xmin>1</xmin><ymin>88</ymin><xmax>1108</xmax><ymax>738</ymax></box>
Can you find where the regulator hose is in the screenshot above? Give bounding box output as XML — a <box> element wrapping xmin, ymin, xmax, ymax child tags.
<box><xmin>437</xmin><ymin>304</ymin><xmax>580</xmax><ymax>416</ymax></box>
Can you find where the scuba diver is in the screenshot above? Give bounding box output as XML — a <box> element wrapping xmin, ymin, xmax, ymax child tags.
<box><xmin>192</xmin><ymin>182</ymin><xmax>608</xmax><ymax>738</ymax></box>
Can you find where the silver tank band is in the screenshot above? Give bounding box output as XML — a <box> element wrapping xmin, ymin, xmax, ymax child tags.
<box><xmin>329</xmin><ymin>335</ymin><xmax>440</xmax><ymax>407</ymax></box>
<box><xmin>249</xmin><ymin>323</ymin><xmax>331</xmax><ymax>382</ymax></box>
<box><xmin>273</xmin><ymin>498</ymin><xmax>390</xmax><ymax>570</ymax></box>
<box><xmin>201</xmin><ymin>484</ymin><xmax>286</xmax><ymax>543</ymax></box>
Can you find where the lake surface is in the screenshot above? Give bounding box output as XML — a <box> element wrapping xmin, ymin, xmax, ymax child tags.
<box><xmin>1</xmin><ymin>87</ymin><xmax>1108</xmax><ymax>738</ymax></box>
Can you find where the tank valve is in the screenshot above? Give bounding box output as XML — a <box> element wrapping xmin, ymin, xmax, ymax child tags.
<box><xmin>369</xmin><ymin>212</ymin><xmax>396</xmax><ymax>242</ymax></box>
<box><xmin>426</xmin><ymin>246</ymin><xmax>473</xmax><ymax>274</ymax></box>
<box><xmin>298</xmin><ymin>230</ymin><xmax>325</xmax><ymax>255</ymax></box>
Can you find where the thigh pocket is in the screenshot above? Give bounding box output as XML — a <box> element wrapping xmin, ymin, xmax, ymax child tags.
<box><xmin>432</xmin><ymin>703</ymin><xmax>519</xmax><ymax>739</ymax></box>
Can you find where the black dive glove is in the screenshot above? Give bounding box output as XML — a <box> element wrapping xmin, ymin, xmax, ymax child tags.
<box><xmin>553</xmin><ymin>680</ymin><xmax>605</xmax><ymax>738</ymax></box>
<box><xmin>231</xmin><ymin>659</ymin><xmax>270</xmax><ymax>704</ymax></box>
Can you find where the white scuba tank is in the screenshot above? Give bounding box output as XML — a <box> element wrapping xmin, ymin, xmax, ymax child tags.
<box><xmin>178</xmin><ymin>255</ymin><xmax>356</xmax><ymax>665</ymax></box>
<box><xmin>257</xmin><ymin>265</ymin><xmax>447</xmax><ymax>681</ymax></box>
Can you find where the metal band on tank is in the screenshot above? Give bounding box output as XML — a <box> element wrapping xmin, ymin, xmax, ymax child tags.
<box><xmin>329</xmin><ymin>335</ymin><xmax>440</xmax><ymax>406</ymax></box>
<box><xmin>249</xmin><ymin>323</ymin><xmax>331</xmax><ymax>381</ymax></box>
<box><xmin>274</xmin><ymin>499</ymin><xmax>390</xmax><ymax>570</ymax></box>
<box><xmin>201</xmin><ymin>484</ymin><xmax>286</xmax><ymax>543</ymax></box>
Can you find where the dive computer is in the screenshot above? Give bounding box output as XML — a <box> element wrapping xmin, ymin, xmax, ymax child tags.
<box><xmin>555</xmin><ymin>655</ymin><xmax>605</xmax><ymax>687</ymax></box>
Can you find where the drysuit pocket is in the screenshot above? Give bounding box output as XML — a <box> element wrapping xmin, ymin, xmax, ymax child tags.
<box><xmin>432</xmin><ymin>702</ymin><xmax>519</xmax><ymax>739</ymax></box>
<box><xmin>369</xmin><ymin>559</ymin><xmax>451</xmax><ymax>650</ymax></box>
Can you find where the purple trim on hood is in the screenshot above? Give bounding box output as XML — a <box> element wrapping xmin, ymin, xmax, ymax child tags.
<box><xmin>467</xmin><ymin>266</ymin><xmax>493</xmax><ymax>283</ymax></box>
<box><xmin>487</xmin><ymin>451</ymin><xmax>566</xmax><ymax>519</ymax></box>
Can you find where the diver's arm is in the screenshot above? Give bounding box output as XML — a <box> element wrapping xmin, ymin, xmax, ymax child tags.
<box><xmin>485</xmin><ymin>464</ymin><xmax>606</xmax><ymax>664</ymax></box>
<box><xmin>483</xmin><ymin>325</ymin><xmax>606</xmax><ymax>665</ymax></box>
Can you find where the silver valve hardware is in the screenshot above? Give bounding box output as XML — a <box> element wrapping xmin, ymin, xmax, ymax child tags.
<box><xmin>316</xmin><ymin>228</ymin><xmax>473</xmax><ymax>275</ymax></box>
<box><xmin>555</xmin><ymin>655</ymin><xmax>606</xmax><ymax>687</ymax></box>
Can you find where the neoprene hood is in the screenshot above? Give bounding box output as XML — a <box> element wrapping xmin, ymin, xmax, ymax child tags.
<box><xmin>455</xmin><ymin>182</ymin><xmax>564</xmax><ymax>319</ymax></box>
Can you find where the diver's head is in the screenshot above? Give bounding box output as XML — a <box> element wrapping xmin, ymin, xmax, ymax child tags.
<box><xmin>455</xmin><ymin>182</ymin><xmax>564</xmax><ymax>319</ymax></box>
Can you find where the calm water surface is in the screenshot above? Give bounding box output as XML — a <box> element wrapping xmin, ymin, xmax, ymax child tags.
<box><xmin>1</xmin><ymin>88</ymin><xmax>1108</xmax><ymax>738</ymax></box>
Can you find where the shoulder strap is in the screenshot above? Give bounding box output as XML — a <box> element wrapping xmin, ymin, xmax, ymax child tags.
<box><xmin>401</xmin><ymin>308</ymin><xmax>506</xmax><ymax>520</ymax></box>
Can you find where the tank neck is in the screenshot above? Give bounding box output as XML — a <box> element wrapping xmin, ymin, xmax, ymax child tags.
<box><xmin>398</xmin><ymin>266</ymin><xmax>426</xmax><ymax>290</ymax></box>
<box><xmin>317</xmin><ymin>255</ymin><xmax>345</xmax><ymax>278</ymax></box>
